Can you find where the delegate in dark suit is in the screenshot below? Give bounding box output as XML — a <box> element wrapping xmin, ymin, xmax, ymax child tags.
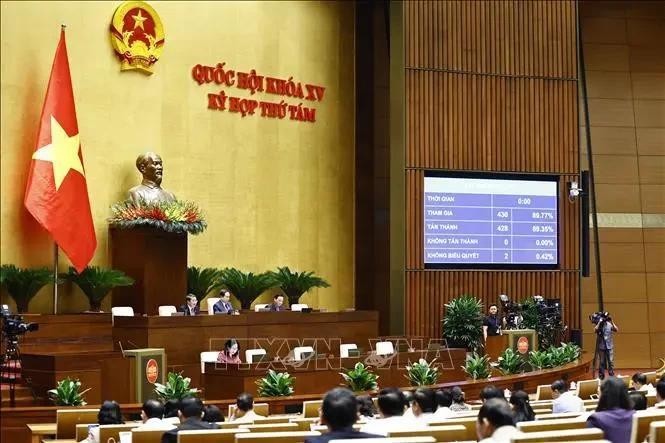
<box><xmin>179</xmin><ymin>304</ymin><xmax>200</xmax><ymax>316</ymax></box>
<box><xmin>269</xmin><ymin>294</ymin><xmax>286</xmax><ymax>311</ymax></box>
<box><xmin>161</xmin><ymin>417</ymin><xmax>218</xmax><ymax>443</ymax></box>
<box><xmin>213</xmin><ymin>299</ymin><xmax>233</xmax><ymax>314</ymax></box>
<box><xmin>180</xmin><ymin>294</ymin><xmax>200</xmax><ymax>316</ymax></box>
<box><xmin>304</xmin><ymin>427</ymin><xmax>381</xmax><ymax>443</ymax></box>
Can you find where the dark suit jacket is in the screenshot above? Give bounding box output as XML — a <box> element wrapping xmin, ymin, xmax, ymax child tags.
<box><xmin>269</xmin><ymin>302</ymin><xmax>285</xmax><ymax>312</ymax></box>
<box><xmin>213</xmin><ymin>300</ymin><xmax>233</xmax><ymax>314</ymax></box>
<box><xmin>179</xmin><ymin>304</ymin><xmax>200</xmax><ymax>316</ymax></box>
<box><xmin>161</xmin><ymin>417</ymin><xmax>218</xmax><ymax>443</ymax></box>
<box><xmin>304</xmin><ymin>427</ymin><xmax>381</xmax><ymax>443</ymax></box>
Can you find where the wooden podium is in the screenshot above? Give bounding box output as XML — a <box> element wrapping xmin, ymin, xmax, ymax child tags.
<box><xmin>110</xmin><ymin>227</ymin><xmax>187</xmax><ymax>315</ymax></box>
<box><xmin>485</xmin><ymin>329</ymin><xmax>538</xmax><ymax>361</ymax></box>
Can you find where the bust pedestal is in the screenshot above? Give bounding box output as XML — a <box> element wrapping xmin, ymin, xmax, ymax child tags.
<box><xmin>110</xmin><ymin>227</ymin><xmax>187</xmax><ymax>315</ymax></box>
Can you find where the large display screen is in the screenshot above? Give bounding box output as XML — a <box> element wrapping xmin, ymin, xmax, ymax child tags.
<box><xmin>424</xmin><ymin>172</ymin><xmax>559</xmax><ymax>269</ymax></box>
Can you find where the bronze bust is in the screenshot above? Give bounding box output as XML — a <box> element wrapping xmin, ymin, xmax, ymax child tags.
<box><xmin>128</xmin><ymin>152</ymin><xmax>176</xmax><ymax>204</ymax></box>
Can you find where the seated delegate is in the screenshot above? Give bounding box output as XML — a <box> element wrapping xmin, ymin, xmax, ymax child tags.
<box><xmin>179</xmin><ymin>294</ymin><xmax>200</xmax><ymax>316</ymax></box>
<box><xmin>269</xmin><ymin>294</ymin><xmax>286</xmax><ymax>311</ymax></box>
<box><xmin>217</xmin><ymin>339</ymin><xmax>242</xmax><ymax>364</ymax></box>
<box><xmin>213</xmin><ymin>290</ymin><xmax>239</xmax><ymax>315</ymax></box>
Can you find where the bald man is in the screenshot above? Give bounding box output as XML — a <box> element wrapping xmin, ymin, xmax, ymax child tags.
<box><xmin>128</xmin><ymin>152</ymin><xmax>177</xmax><ymax>205</ymax></box>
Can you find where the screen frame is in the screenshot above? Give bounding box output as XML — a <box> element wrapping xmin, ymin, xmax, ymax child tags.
<box><xmin>423</xmin><ymin>170</ymin><xmax>561</xmax><ymax>271</ymax></box>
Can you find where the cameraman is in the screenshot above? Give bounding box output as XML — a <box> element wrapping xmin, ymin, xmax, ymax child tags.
<box><xmin>594</xmin><ymin>314</ymin><xmax>618</xmax><ymax>379</ymax></box>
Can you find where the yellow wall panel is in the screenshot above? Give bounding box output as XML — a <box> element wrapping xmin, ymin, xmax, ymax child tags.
<box><xmin>587</xmin><ymin>99</ymin><xmax>635</xmax><ymax>127</ymax></box>
<box><xmin>585</xmin><ymin>71</ymin><xmax>633</xmax><ymax>99</ymax></box>
<box><xmin>641</xmin><ymin>185</ymin><xmax>665</xmax><ymax>213</ymax></box>
<box><xmin>636</xmin><ymin>128</ymin><xmax>665</xmax><ymax>156</ymax></box>
<box><xmin>635</xmin><ymin>100</ymin><xmax>665</xmax><ymax>128</ymax></box>
<box><xmin>581</xmin><ymin>272</ymin><xmax>647</xmax><ymax>303</ymax></box>
<box><xmin>0</xmin><ymin>1</ymin><xmax>356</xmax><ymax>313</ymax></box>
<box><xmin>648</xmin><ymin>303</ymin><xmax>665</xmax><ymax>333</ymax></box>
<box><xmin>645</xmin><ymin>243</ymin><xmax>665</xmax><ymax>272</ymax></box>
<box><xmin>629</xmin><ymin>47</ymin><xmax>665</xmax><ymax>72</ymax></box>
<box><xmin>582</xmin><ymin>17</ymin><xmax>628</xmax><ymax>44</ymax></box>
<box><xmin>647</xmin><ymin>273</ymin><xmax>665</xmax><ymax>302</ymax></box>
<box><xmin>593</xmin><ymin>155</ymin><xmax>640</xmax><ymax>184</ymax></box>
<box><xmin>650</xmin><ymin>333</ymin><xmax>665</xmax><ymax>367</ymax></box>
<box><xmin>627</xmin><ymin>19</ymin><xmax>665</xmax><ymax>46</ymax></box>
<box><xmin>583</xmin><ymin>44</ymin><xmax>630</xmax><ymax>71</ymax></box>
<box><xmin>594</xmin><ymin>184</ymin><xmax>642</xmax><ymax>213</ymax></box>
<box><xmin>639</xmin><ymin>155</ymin><xmax>665</xmax><ymax>184</ymax></box>
<box><xmin>632</xmin><ymin>74</ymin><xmax>665</xmax><ymax>100</ymax></box>
<box><xmin>580</xmin><ymin>126</ymin><xmax>637</xmax><ymax>155</ymax></box>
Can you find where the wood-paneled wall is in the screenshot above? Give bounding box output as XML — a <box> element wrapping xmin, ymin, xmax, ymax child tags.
<box><xmin>403</xmin><ymin>0</ymin><xmax>581</xmax><ymax>338</ymax></box>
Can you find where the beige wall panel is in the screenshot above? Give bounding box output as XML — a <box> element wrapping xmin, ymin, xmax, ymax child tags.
<box><xmin>648</xmin><ymin>303</ymin><xmax>665</xmax><ymax>332</ymax></box>
<box><xmin>584</xmin><ymin>301</ymin><xmax>651</xmax><ymax>333</ymax></box>
<box><xmin>650</xmin><ymin>333</ymin><xmax>665</xmax><ymax>367</ymax></box>
<box><xmin>639</xmin><ymin>156</ymin><xmax>665</xmax><ymax>184</ymax></box>
<box><xmin>632</xmin><ymin>74</ymin><xmax>665</xmax><ymax>100</ymax></box>
<box><xmin>645</xmin><ymin>243</ymin><xmax>665</xmax><ymax>272</ymax></box>
<box><xmin>594</xmin><ymin>184</ymin><xmax>642</xmax><ymax>212</ymax></box>
<box><xmin>582</xmin><ymin>17</ymin><xmax>628</xmax><ymax>44</ymax></box>
<box><xmin>588</xmin><ymin>99</ymin><xmax>635</xmax><ymax>127</ymax></box>
<box><xmin>629</xmin><ymin>47</ymin><xmax>665</xmax><ymax>72</ymax></box>
<box><xmin>647</xmin><ymin>273</ymin><xmax>665</xmax><ymax>302</ymax></box>
<box><xmin>625</xmin><ymin>2</ymin><xmax>665</xmax><ymax>19</ymax></box>
<box><xmin>635</xmin><ymin>100</ymin><xmax>665</xmax><ymax>128</ymax></box>
<box><xmin>583</xmin><ymin>44</ymin><xmax>630</xmax><ymax>71</ymax></box>
<box><xmin>643</xmin><ymin>228</ymin><xmax>665</xmax><ymax>243</ymax></box>
<box><xmin>0</xmin><ymin>1</ymin><xmax>356</xmax><ymax>313</ymax></box>
<box><xmin>582</xmin><ymin>332</ymin><xmax>652</xmax><ymax>368</ymax></box>
<box><xmin>641</xmin><ymin>186</ymin><xmax>665</xmax><ymax>213</ymax></box>
<box><xmin>589</xmin><ymin>243</ymin><xmax>645</xmax><ymax>273</ymax></box>
<box><xmin>636</xmin><ymin>128</ymin><xmax>665</xmax><ymax>155</ymax></box>
<box><xmin>586</xmin><ymin>71</ymin><xmax>633</xmax><ymax>99</ymax></box>
<box><xmin>580</xmin><ymin>126</ymin><xmax>637</xmax><ymax>155</ymax></box>
<box><xmin>597</xmin><ymin>228</ymin><xmax>644</xmax><ymax>243</ymax></box>
<box><xmin>581</xmin><ymin>273</ymin><xmax>647</xmax><ymax>303</ymax></box>
<box><xmin>626</xmin><ymin>19</ymin><xmax>665</xmax><ymax>47</ymax></box>
<box><xmin>593</xmin><ymin>155</ymin><xmax>639</xmax><ymax>184</ymax></box>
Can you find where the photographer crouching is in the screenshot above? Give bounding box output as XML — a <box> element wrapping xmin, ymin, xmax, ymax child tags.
<box><xmin>591</xmin><ymin>312</ymin><xmax>618</xmax><ymax>380</ymax></box>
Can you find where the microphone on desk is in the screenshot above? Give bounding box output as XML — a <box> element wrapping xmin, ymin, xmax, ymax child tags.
<box><xmin>118</xmin><ymin>340</ymin><xmax>139</xmax><ymax>356</ymax></box>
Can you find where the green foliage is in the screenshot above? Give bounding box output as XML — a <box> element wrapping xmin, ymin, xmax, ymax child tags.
<box><xmin>340</xmin><ymin>362</ymin><xmax>379</xmax><ymax>392</ymax></box>
<box><xmin>109</xmin><ymin>199</ymin><xmax>207</xmax><ymax>235</ymax></box>
<box><xmin>0</xmin><ymin>265</ymin><xmax>55</xmax><ymax>313</ymax></box>
<box><xmin>153</xmin><ymin>371</ymin><xmax>199</xmax><ymax>401</ymax></box>
<box><xmin>442</xmin><ymin>294</ymin><xmax>484</xmax><ymax>352</ymax></box>
<box><xmin>217</xmin><ymin>268</ymin><xmax>275</xmax><ymax>309</ymax></box>
<box><xmin>62</xmin><ymin>266</ymin><xmax>134</xmax><ymax>311</ymax></box>
<box><xmin>256</xmin><ymin>370</ymin><xmax>295</xmax><ymax>397</ymax></box>
<box><xmin>521</xmin><ymin>297</ymin><xmax>539</xmax><ymax>330</ymax></box>
<box><xmin>405</xmin><ymin>358</ymin><xmax>440</xmax><ymax>386</ymax></box>
<box><xmin>269</xmin><ymin>266</ymin><xmax>330</xmax><ymax>305</ymax></box>
<box><xmin>528</xmin><ymin>350</ymin><xmax>553</xmax><ymax>370</ymax></box>
<box><xmin>559</xmin><ymin>342</ymin><xmax>581</xmax><ymax>363</ymax></box>
<box><xmin>462</xmin><ymin>353</ymin><xmax>492</xmax><ymax>380</ymax></box>
<box><xmin>496</xmin><ymin>348</ymin><xmax>525</xmax><ymax>375</ymax></box>
<box><xmin>546</xmin><ymin>345</ymin><xmax>568</xmax><ymax>367</ymax></box>
<box><xmin>187</xmin><ymin>266</ymin><xmax>224</xmax><ymax>300</ymax></box>
<box><xmin>47</xmin><ymin>377</ymin><xmax>91</xmax><ymax>406</ymax></box>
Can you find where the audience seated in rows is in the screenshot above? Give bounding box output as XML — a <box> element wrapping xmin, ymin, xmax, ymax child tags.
<box><xmin>161</xmin><ymin>397</ymin><xmax>218</xmax><ymax>443</ymax></box>
<box><xmin>655</xmin><ymin>380</ymin><xmax>665</xmax><ymax>408</ymax></box>
<box><xmin>631</xmin><ymin>372</ymin><xmax>656</xmax><ymax>395</ymax></box>
<box><xmin>586</xmin><ymin>376</ymin><xmax>635</xmax><ymax>443</ymax></box>
<box><xmin>231</xmin><ymin>392</ymin><xmax>265</xmax><ymax>422</ymax></box>
<box><xmin>509</xmin><ymin>390</ymin><xmax>535</xmax><ymax>423</ymax></box>
<box><xmin>476</xmin><ymin>398</ymin><xmax>522</xmax><ymax>443</ymax></box>
<box><xmin>138</xmin><ymin>399</ymin><xmax>176</xmax><ymax>431</ymax></box>
<box><xmin>551</xmin><ymin>379</ymin><xmax>585</xmax><ymax>413</ymax></box>
<box><xmin>356</xmin><ymin>395</ymin><xmax>376</xmax><ymax>419</ymax></box>
<box><xmin>163</xmin><ymin>399</ymin><xmax>181</xmax><ymax>426</ymax></box>
<box><xmin>360</xmin><ymin>387</ymin><xmax>425</xmax><ymax>435</ymax></box>
<box><xmin>305</xmin><ymin>388</ymin><xmax>381</xmax><ymax>443</ymax></box>
<box><xmin>628</xmin><ymin>390</ymin><xmax>647</xmax><ymax>411</ymax></box>
<box><xmin>480</xmin><ymin>385</ymin><xmax>504</xmax><ymax>403</ymax></box>
<box><xmin>450</xmin><ymin>386</ymin><xmax>471</xmax><ymax>412</ymax></box>
<box><xmin>434</xmin><ymin>388</ymin><xmax>453</xmax><ymax>419</ymax></box>
<box><xmin>202</xmin><ymin>404</ymin><xmax>224</xmax><ymax>423</ymax></box>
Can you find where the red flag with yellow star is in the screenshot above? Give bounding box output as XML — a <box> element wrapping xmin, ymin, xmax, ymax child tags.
<box><xmin>24</xmin><ymin>29</ymin><xmax>96</xmax><ymax>272</ymax></box>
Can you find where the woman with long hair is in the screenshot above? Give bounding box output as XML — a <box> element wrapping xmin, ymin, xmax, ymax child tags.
<box><xmin>217</xmin><ymin>338</ymin><xmax>241</xmax><ymax>364</ymax></box>
<box><xmin>587</xmin><ymin>377</ymin><xmax>635</xmax><ymax>443</ymax></box>
<box><xmin>509</xmin><ymin>390</ymin><xmax>535</xmax><ymax>423</ymax></box>
<box><xmin>84</xmin><ymin>400</ymin><xmax>124</xmax><ymax>442</ymax></box>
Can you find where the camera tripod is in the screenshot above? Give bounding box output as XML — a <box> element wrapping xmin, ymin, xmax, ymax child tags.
<box><xmin>1</xmin><ymin>333</ymin><xmax>22</xmax><ymax>407</ymax></box>
<box><xmin>591</xmin><ymin>321</ymin><xmax>613</xmax><ymax>380</ymax></box>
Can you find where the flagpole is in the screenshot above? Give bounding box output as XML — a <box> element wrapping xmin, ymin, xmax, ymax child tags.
<box><xmin>53</xmin><ymin>244</ymin><xmax>59</xmax><ymax>314</ymax></box>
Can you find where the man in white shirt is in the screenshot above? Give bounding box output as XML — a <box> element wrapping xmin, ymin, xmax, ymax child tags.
<box><xmin>432</xmin><ymin>388</ymin><xmax>453</xmax><ymax>419</ymax></box>
<box><xmin>411</xmin><ymin>388</ymin><xmax>439</xmax><ymax>423</ymax></box>
<box><xmin>476</xmin><ymin>399</ymin><xmax>523</xmax><ymax>443</ymax></box>
<box><xmin>231</xmin><ymin>393</ymin><xmax>265</xmax><ymax>423</ymax></box>
<box><xmin>551</xmin><ymin>379</ymin><xmax>585</xmax><ymax>413</ymax></box>
<box><xmin>360</xmin><ymin>388</ymin><xmax>424</xmax><ymax>436</ymax></box>
<box><xmin>136</xmin><ymin>399</ymin><xmax>175</xmax><ymax>430</ymax></box>
<box><xmin>632</xmin><ymin>372</ymin><xmax>656</xmax><ymax>395</ymax></box>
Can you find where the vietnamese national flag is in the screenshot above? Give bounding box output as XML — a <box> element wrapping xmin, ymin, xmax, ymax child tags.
<box><xmin>24</xmin><ymin>28</ymin><xmax>96</xmax><ymax>272</ymax></box>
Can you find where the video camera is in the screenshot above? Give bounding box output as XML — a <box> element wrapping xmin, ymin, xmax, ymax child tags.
<box><xmin>1</xmin><ymin>304</ymin><xmax>39</xmax><ymax>338</ymax></box>
<box><xmin>589</xmin><ymin>311</ymin><xmax>611</xmax><ymax>325</ymax></box>
<box><xmin>499</xmin><ymin>294</ymin><xmax>523</xmax><ymax>329</ymax></box>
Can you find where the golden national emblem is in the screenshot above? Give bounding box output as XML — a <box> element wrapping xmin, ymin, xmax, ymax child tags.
<box><xmin>109</xmin><ymin>1</ymin><xmax>164</xmax><ymax>74</ymax></box>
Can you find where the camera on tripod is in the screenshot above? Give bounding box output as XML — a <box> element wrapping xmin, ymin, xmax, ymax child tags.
<box><xmin>589</xmin><ymin>311</ymin><xmax>611</xmax><ymax>325</ymax></box>
<box><xmin>1</xmin><ymin>304</ymin><xmax>39</xmax><ymax>337</ymax></box>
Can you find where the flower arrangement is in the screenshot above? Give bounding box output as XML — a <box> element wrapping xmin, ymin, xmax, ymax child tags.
<box><xmin>109</xmin><ymin>199</ymin><xmax>207</xmax><ymax>235</ymax></box>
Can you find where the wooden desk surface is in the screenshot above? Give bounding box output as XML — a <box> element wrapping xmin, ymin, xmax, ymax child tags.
<box><xmin>27</xmin><ymin>423</ymin><xmax>56</xmax><ymax>443</ymax></box>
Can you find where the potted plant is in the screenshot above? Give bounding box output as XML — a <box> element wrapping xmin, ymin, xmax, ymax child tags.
<box><xmin>153</xmin><ymin>371</ymin><xmax>199</xmax><ymax>401</ymax></box>
<box><xmin>48</xmin><ymin>377</ymin><xmax>91</xmax><ymax>406</ymax></box>
<box><xmin>62</xmin><ymin>266</ymin><xmax>134</xmax><ymax>312</ymax></box>
<box><xmin>496</xmin><ymin>348</ymin><xmax>525</xmax><ymax>375</ymax></box>
<box><xmin>527</xmin><ymin>350</ymin><xmax>553</xmax><ymax>370</ymax></box>
<box><xmin>256</xmin><ymin>370</ymin><xmax>295</xmax><ymax>397</ymax></box>
<box><xmin>217</xmin><ymin>268</ymin><xmax>275</xmax><ymax>310</ymax></box>
<box><xmin>269</xmin><ymin>266</ymin><xmax>330</xmax><ymax>306</ymax></box>
<box><xmin>442</xmin><ymin>294</ymin><xmax>483</xmax><ymax>352</ymax></box>
<box><xmin>187</xmin><ymin>266</ymin><xmax>224</xmax><ymax>302</ymax></box>
<box><xmin>339</xmin><ymin>362</ymin><xmax>379</xmax><ymax>392</ymax></box>
<box><xmin>405</xmin><ymin>358</ymin><xmax>439</xmax><ymax>386</ymax></box>
<box><xmin>0</xmin><ymin>265</ymin><xmax>55</xmax><ymax>313</ymax></box>
<box><xmin>462</xmin><ymin>353</ymin><xmax>492</xmax><ymax>380</ymax></box>
<box><xmin>559</xmin><ymin>342</ymin><xmax>581</xmax><ymax>363</ymax></box>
